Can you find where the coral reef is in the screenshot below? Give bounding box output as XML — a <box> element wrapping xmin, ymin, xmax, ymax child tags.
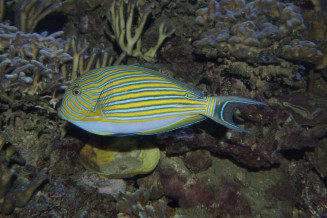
<box><xmin>192</xmin><ymin>0</ymin><xmax>326</xmax><ymax>68</ymax></box>
<box><xmin>0</xmin><ymin>22</ymin><xmax>121</xmax><ymax>106</ymax></box>
<box><xmin>282</xmin><ymin>39</ymin><xmax>324</xmax><ymax>69</ymax></box>
<box><xmin>0</xmin><ymin>0</ymin><xmax>326</xmax><ymax>217</ymax></box>
<box><xmin>0</xmin><ymin>23</ymin><xmax>70</xmax><ymax>95</ymax></box>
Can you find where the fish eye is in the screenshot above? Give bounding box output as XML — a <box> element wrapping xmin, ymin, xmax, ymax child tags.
<box><xmin>72</xmin><ymin>87</ymin><xmax>82</xmax><ymax>96</ymax></box>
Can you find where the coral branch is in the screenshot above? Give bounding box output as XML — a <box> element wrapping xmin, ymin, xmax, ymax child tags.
<box><xmin>106</xmin><ymin>0</ymin><xmax>174</xmax><ymax>61</ymax></box>
<box><xmin>107</xmin><ymin>0</ymin><xmax>154</xmax><ymax>57</ymax></box>
<box><xmin>15</xmin><ymin>0</ymin><xmax>62</xmax><ymax>33</ymax></box>
<box><xmin>0</xmin><ymin>0</ymin><xmax>4</xmax><ymax>22</ymax></box>
<box><xmin>14</xmin><ymin>168</ymin><xmax>48</xmax><ymax>208</ymax></box>
<box><xmin>144</xmin><ymin>20</ymin><xmax>176</xmax><ymax>61</ymax></box>
<box><xmin>71</xmin><ymin>38</ymin><xmax>89</xmax><ymax>81</ymax></box>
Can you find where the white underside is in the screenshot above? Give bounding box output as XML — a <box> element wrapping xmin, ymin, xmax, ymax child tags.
<box><xmin>70</xmin><ymin>115</ymin><xmax>192</xmax><ymax>135</ymax></box>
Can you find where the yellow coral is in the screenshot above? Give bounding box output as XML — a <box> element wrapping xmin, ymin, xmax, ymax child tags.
<box><xmin>105</xmin><ymin>0</ymin><xmax>175</xmax><ymax>61</ymax></box>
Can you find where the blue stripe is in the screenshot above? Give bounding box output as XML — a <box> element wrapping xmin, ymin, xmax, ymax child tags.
<box><xmin>74</xmin><ymin>96</ymin><xmax>88</xmax><ymax>111</ymax></box>
<box><xmin>78</xmin><ymin>69</ymin><xmax>127</xmax><ymax>85</ymax></box>
<box><xmin>76</xmin><ymin>68</ymin><xmax>114</xmax><ymax>82</ymax></box>
<box><xmin>84</xmin><ymin>79</ymin><xmax>174</xmax><ymax>95</ymax></box>
<box><xmin>80</xmin><ymin>72</ymin><xmax>156</xmax><ymax>89</ymax></box>
<box><xmin>78</xmin><ymin>94</ymin><xmax>93</xmax><ymax>107</ymax></box>
<box><xmin>100</xmin><ymin>87</ymin><xmax>186</xmax><ymax>101</ymax></box>
<box><xmin>70</xmin><ymin>82</ymin><xmax>78</xmax><ymax>87</ymax></box>
<box><xmin>62</xmin><ymin>101</ymin><xmax>83</xmax><ymax>119</ymax></box>
<box><xmin>78</xmin><ymin>67</ymin><xmax>142</xmax><ymax>81</ymax></box>
<box><xmin>207</xmin><ymin>98</ymin><xmax>213</xmax><ymax>116</ymax></box>
<box><xmin>62</xmin><ymin>88</ymin><xmax>74</xmax><ymax>100</ymax></box>
<box><xmin>217</xmin><ymin>101</ymin><xmax>221</xmax><ymax>120</ymax></box>
<box><xmin>84</xmin><ymin>116</ymin><xmax>100</xmax><ymax>118</ymax></box>
<box><xmin>81</xmin><ymin>93</ymin><xmax>92</xmax><ymax>102</ymax></box>
<box><xmin>102</xmin><ymin>110</ymin><xmax>207</xmax><ymax>120</ymax></box>
<box><xmin>66</xmin><ymin>101</ymin><xmax>86</xmax><ymax>116</ymax></box>
<box><xmin>103</xmin><ymin>95</ymin><xmax>190</xmax><ymax>107</ymax></box>
<box><xmin>76</xmin><ymin>68</ymin><xmax>104</xmax><ymax>81</ymax></box>
<box><xmin>212</xmin><ymin>97</ymin><xmax>217</xmax><ymax>117</ymax></box>
<box><xmin>104</xmin><ymin>104</ymin><xmax>206</xmax><ymax>114</ymax></box>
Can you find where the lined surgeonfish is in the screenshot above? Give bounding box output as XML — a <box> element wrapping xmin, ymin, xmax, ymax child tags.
<box><xmin>58</xmin><ymin>65</ymin><xmax>267</xmax><ymax>135</ymax></box>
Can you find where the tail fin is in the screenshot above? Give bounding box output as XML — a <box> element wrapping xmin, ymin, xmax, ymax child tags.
<box><xmin>206</xmin><ymin>96</ymin><xmax>267</xmax><ymax>133</ymax></box>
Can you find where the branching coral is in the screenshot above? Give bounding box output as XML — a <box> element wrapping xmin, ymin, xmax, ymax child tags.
<box><xmin>15</xmin><ymin>0</ymin><xmax>62</xmax><ymax>33</ymax></box>
<box><xmin>0</xmin><ymin>23</ymin><xmax>121</xmax><ymax>105</ymax></box>
<box><xmin>0</xmin><ymin>23</ymin><xmax>70</xmax><ymax>97</ymax></box>
<box><xmin>69</xmin><ymin>37</ymin><xmax>89</xmax><ymax>81</ymax></box>
<box><xmin>105</xmin><ymin>0</ymin><xmax>175</xmax><ymax>61</ymax></box>
<box><xmin>66</xmin><ymin>38</ymin><xmax>122</xmax><ymax>81</ymax></box>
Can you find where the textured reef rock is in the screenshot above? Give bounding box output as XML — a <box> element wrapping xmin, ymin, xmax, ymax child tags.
<box><xmin>158</xmin><ymin>155</ymin><xmax>216</xmax><ymax>208</ymax></box>
<box><xmin>0</xmin><ymin>85</ymin><xmax>115</xmax><ymax>216</ymax></box>
<box><xmin>192</xmin><ymin>0</ymin><xmax>326</xmax><ymax>68</ymax></box>
<box><xmin>281</xmin><ymin>39</ymin><xmax>324</xmax><ymax>69</ymax></box>
<box><xmin>0</xmin><ymin>132</ymin><xmax>48</xmax><ymax>215</ymax></box>
<box><xmin>114</xmin><ymin>188</ymin><xmax>168</xmax><ymax>217</ymax></box>
<box><xmin>277</xmin><ymin>91</ymin><xmax>327</xmax><ymax>126</ymax></box>
<box><xmin>148</xmin><ymin>154</ymin><xmax>252</xmax><ymax>216</ymax></box>
<box><xmin>183</xmin><ymin>150</ymin><xmax>212</xmax><ymax>173</ymax></box>
<box><xmin>157</xmin><ymin>101</ymin><xmax>320</xmax><ymax>168</ymax></box>
<box><xmin>82</xmin><ymin>172</ymin><xmax>127</xmax><ymax>195</ymax></box>
<box><xmin>265</xmin><ymin>160</ymin><xmax>327</xmax><ymax>216</ymax></box>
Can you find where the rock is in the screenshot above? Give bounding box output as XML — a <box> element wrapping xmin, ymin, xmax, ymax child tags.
<box><xmin>79</xmin><ymin>137</ymin><xmax>160</xmax><ymax>178</ymax></box>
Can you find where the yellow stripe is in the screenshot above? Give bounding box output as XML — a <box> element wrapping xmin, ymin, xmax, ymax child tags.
<box><xmin>106</xmin><ymin>107</ymin><xmax>204</xmax><ymax>117</ymax></box>
<box><xmin>100</xmin><ymin>83</ymin><xmax>181</xmax><ymax>99</ymax></box>
<box><xmin>107</xmin><ymin>98</ymin><xmax>206</xmax><ymax>110</ymax></box>
<box><xmin>100</xmin><ymin>90</ymin><xmax>187</xmax><ymax>105</ymax></box>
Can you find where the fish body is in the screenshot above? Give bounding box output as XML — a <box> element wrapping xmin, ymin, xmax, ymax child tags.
<box><xmin>58</xmin><ymin>65</ymin><xmax>266</xmax><ymax>135</ymax></box>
